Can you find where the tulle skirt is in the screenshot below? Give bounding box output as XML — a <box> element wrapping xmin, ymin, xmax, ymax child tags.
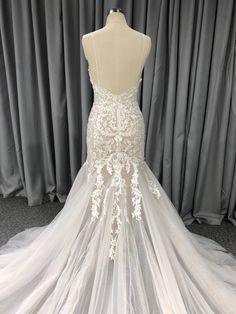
<box><xmin>0</xmin><ymin>160</ymin><xmax>236</xmax><ymax>314</ymax></box>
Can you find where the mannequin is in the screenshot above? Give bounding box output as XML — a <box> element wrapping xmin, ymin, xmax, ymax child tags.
<box><xmin>82</xmin><ymin>10</ymin><xmax>151</xmax><ymax>95</ymax></box>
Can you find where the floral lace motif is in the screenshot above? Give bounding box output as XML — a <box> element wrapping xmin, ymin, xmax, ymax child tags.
<box><xmin>86</xmin><ymin>68</ymin><xmax>160</xmax><ymax>260</ymax></box>
<box><xmin>144</xmin><ymin>172</ymin><xmax>161</xmax><ymax>200</ymax></box>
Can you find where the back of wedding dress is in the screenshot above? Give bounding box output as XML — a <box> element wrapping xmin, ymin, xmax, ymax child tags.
<box><xmin>0</xmin><ymin>24</ymin><xmax>236</xmax><ymax>314</ymax></box>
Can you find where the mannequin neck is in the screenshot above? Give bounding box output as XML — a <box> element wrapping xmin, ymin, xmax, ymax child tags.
<box><xmin>105</xmin><ymin>12</ymin><xmax>128</xmax><ymax>26</ymax></box>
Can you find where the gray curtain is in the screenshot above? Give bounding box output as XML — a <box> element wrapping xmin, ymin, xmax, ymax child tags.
<box><xmin>0</xmin><ymin>0</ymin><xmax>235</xmax><ymax>226</ymax></box>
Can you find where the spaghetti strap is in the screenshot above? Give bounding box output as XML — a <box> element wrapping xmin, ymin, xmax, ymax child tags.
<box><xmin>138</xmin><ymin>33</ymin><xmax>145</xmax><ymax>80</ymax></box>
<box><xmin>90</xmin><ymin>33</ymin><xmax>100</xmax><ymax>85</ymax></box>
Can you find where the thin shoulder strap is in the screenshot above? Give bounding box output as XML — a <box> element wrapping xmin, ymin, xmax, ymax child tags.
<box><xmin>138</xmin><ymin>34</ymin><xmax>145</xmax><ymax>78</ymax></box>
<box><xmin>142</xmin><ymin>33</ymin><xmax>145</xmax><ymax>53</ymax></box>
<box><xmin>90</xmin><ymin>33</ymin><xmax>100</xmax><ymax>85</ymax></box>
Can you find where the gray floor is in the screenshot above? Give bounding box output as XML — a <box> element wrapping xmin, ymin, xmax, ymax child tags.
<box><xmin>0</xmin><ymin>196</ymin><xmax>235</xmax><ymax>256</ymax></box>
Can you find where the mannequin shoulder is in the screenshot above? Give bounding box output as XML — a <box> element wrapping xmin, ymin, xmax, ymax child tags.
<box><xmin>82</xmin><ymin>32</ymin><xmax>92</xmax><ymax>45</ymax></box>
<box><xmin>81</xmin><ymin>33</ymin><xmax>92</xmax><ymax>60</ymax></box>
<box><xmin>81</xmin><ymin>31</ymin><xmax>95</xmax><ymax>45</ymax></box>
<box><xmin>81</xmin><ymin>32</ymin><xmax>96</xmax><ymax>59</ymax></box>
<box><xmin>135</xmin><ymin>32</ymin><xmax>151</xmax><ymax>49</ymax></box>
<box><xmin>82</xmin><ymin>31</ymin><xmax>100</xmax><ymax>50</ymax></box>
<box><xmin>81</xmin><ymin>33</ymin><xmax>88</xmax><ymax>47</ymax></box>
<box><xmin>82</xmin><ymin>30</ymin><xmax>100</xmax><ymax>42</ymax></box>
<box><xmin>143</xmin><ymin>34</ymin><xmax>152</xmax><ymax>56</ymax></box>
<box><xmin>144</xmin><ymin>34</ymin><xmax>152</xmax><ymax>46</ymax></box>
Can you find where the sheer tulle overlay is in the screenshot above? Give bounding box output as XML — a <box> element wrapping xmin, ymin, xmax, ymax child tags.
<box><xmin>0</xmin><ymin>67</ymin><xmax>236</xmax><ymax>314</ymax></box>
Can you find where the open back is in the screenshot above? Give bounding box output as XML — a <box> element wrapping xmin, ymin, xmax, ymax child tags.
<box><xmin>82</xmin><ymin>29</ymin><xmax>150</xmax><ymax>95</ymax></box>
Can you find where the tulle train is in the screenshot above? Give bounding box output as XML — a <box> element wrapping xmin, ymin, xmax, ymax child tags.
<box><xmin>0</xmin><ymin>161</ymin><xmax>236</xmax><ymax>314</ymax></box>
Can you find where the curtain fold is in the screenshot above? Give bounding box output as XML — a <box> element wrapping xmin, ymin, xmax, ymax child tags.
<box><xmin>0</xmin><ymin>0</ymin><xmax>235</xmax><ymax>226</ymax></box>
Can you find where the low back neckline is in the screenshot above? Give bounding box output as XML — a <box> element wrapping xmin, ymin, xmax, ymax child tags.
<box><xmin>88</xmin><ymin>67</ymin><xmax>142</xmax><ymax>97</ymax></box>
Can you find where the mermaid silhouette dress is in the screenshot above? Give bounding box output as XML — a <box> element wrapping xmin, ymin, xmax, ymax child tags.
<box><xmin>0</xmin><ymin>35</ymin><xmax>236</xmax><ymax>314</ymax></box>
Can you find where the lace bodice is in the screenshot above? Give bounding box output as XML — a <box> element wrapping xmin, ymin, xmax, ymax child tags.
<box><xmin>87</xmin><ymin>66</ymin><xmax>145</xmax><ymax>175</ymax></box>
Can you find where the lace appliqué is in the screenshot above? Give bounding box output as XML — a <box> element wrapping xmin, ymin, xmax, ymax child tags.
<box><xmin>87</xmin><ymin>69</ymin><xmax>145</xmax><ymax>260</ymax></box>
<box><xmin>131</xmin><ymin>163</ymin><xmax>143</xmax><ymax>220</ymax></box>
<box><xmin>144</xmin><ymin>172</ymin><xmax>161</xmax><ymax>200</ymax></box>
<box><xmin>88</xmin><ymin>153</ymin><xmax>145</xmax><ymax>260</ymax></box>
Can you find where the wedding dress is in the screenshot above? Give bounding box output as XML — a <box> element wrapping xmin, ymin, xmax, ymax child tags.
<box><xmin>0</xmin><ymin>37</ymin><xmax>236</xmax><ymax>314</ymax></box>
